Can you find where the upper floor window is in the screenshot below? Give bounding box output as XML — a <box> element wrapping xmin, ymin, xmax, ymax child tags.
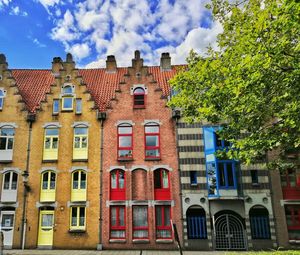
<box><xmin>110</xmin><ymin>169</ymin><xmax>125</xmax><ymax>200</ymax></box>
<box><xmin>75</xmin><ymin>99</ymin><xmax>82</xmax><ymax>114</ymax></box>
<box><xmin>40</xmin><ymin>171</ymin><xmax>56</xmax><ymax>202</ymax></box>
<box><xmin>0</xmin><ymin>126</ymin><xmax>14</xmax><ymax>151</ymax></box>
<box><xmin>118</xmin><ymin>124</ymin><xmax>133</xmax><ymax>160</ymax></box>
<box><xmin>73</xmin><ymin>126</ymin><xmax>88</xmax><ymax>160</ymax></box>
<box><xmin>0</xmin><ymin>89</ymin><xmax>6</xmax><ymax>110</ymax></box>
<box><xmin>154</xmin><ymin>169</ymin><xmax>170</xmax><ymax>200</ymax></box>
<box><xmin>62</xmin><ymin>85</ymin><xmax>74</xmax><ymax>111</ymax></box>
<box><xmin>218</xmin><ymin>161</ymin><xmax>236</xmax><ymax>189</ymax></box>
<box><xmin>43</xmin><ymin>127</ymin><xmax>59</xmax><ymax>161</ymax></box>
<box><xmin>251</xmin><ymin>170</ymin><xmax>259</xmax><ymax>185</ymax></box>
<box><xmin>133</xmin><ymin>87</ymin><xmax>145</xmax><ymax>108</ymax></box>
<box><xmin>281</xmin><ymin>168</ymin><xmax>300</xmax><ymax>188</ymax></box>
<box><xmin>71</xmin><ymin>170</ymin><xmax>87</xmax><ymax>202</ymax></box>
<box><xmin>3</xmin><ymin>171</ymin><xmax>18</xmax><ymax>190</ymax></box>
<box><xmin>53</xmin><ymin>99</ymin><xmax>59</xmax><ymax>115</ymax></box>
<box><xmin>145</xmin><ymin>124</ymin><xmax>160</xmax><ymax>159</ymax></box>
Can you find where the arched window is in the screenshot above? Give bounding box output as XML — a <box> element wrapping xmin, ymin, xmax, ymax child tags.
<box><xmin>71</xmin><ymin>170</ymin><xmax>87</xmax><ymax>202</ymax></box>
<box><xmin>154</xmin><ymin>169</ymin><xmax>170</xmax><ymax>200</ymax></box>
<box><xmin>186</xmin><ymin>207</ymin><xmax>207</xmax><ymax>239</ymax></box>
<box><xmin>110</xmin><ymin>169</ymin><xmax>125</xmax><ymax>200</ymax></box>
<box><xmin>145</xmin><ymin>123</ymin><xmax>160</xmax><ymax>159</ymax></box>
<box><xmin>249</xmin><ymin>206</ymin><xmax>270</xmax><ymax>239</ymax></box>
<box><xmin>62</xmin><ymin>85</ymin><xmax>74</xmax><ymax>110</ymax></box>
<box><xmin>133</xmin><ymin>87</ymin><xmax>145</xmax><ymax>108</ymax></box>
<box><xmin>40</xmin><ymin>171</ymin><xmax>56</xmax><ymax>202</ymax></box>
<box><xmin>1</xmin><ymin>171</ymin><xmax>18</xmax><ymax>202</ymax></box>
<box><xmin>117</xmin><ymin>124</ymin><xmax>133</xmax><ymax>160</ymax></box>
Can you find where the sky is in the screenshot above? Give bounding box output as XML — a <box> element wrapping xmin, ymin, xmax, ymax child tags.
<box><xmin>0</xmin><ymin>0</ymin><xmax>222</xmax><ymax>69</ymax></box>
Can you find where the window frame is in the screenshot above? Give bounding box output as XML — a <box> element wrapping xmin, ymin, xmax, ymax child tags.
<box><xmin>41</xmin><ymin>171</ymin><xmax>56</xmax><ymax>191</ymax></box>
<box><xmin>61</xmin><ymin>85</ymin><xmax>74</xmax><ymax>111</ymax></box>
<box><xmin>217</xmin><ymin>161</ymin><xmax>237</xmax><ymax>189</ymax></box>
<box><xmin>0</xmin><ymin>89</ymin><xmax>6</xmax><ymax>110</ymax></box>
<box><xmin>53</xmin><ymin>99</ymin><xmax>59</xmax><ymax>115</ymax></box>
<box><xmin>75</xmin><ymin>98</ymin><xmax>82</xmax><ymax>114</ymax></box>
<box><xmin>73</xmin><ymin>127</ymin><xmax>88</xmax><ymax>149</ymax></box>
<box><xmin>190</xmin><ymin>171</ymin><xmax>197</xmax><ymax>186</ymax></box>
<box><xmin>2</xmin><ymin>171</ymin><xmax>18</xmax><ymax>191</ymax></box>
<box><xmin>110</xmin><ymin>169</ymin><xmax>125</xmax><ymax>200</ymax></box>
<box><xmin>251</xmin><ymin>170</ymin><xmax>259</xmax><ymax>185</ymax></box>
<box><xmin>70</xmin><ymin>206</ymin><xmax>86</xmax><ymax>231</ymax></box>
<box><xmin>132</xmin><ymin>206</ymin><xmax>149</xmax><ymax>239</ymax></box>
<box><xmin>155</xmin><ymin>205</ymin><xmax>172</xmax><ymax>239</ymax></box>
<box><xmin>154</xmin><ymin>169</ymin><xmax>170</xmax><ymax>200</ymax></box>
<box><xmin>133</xmin><ymin>87</ymin><xmax>145</xmax><ymax>108</ymax></box>
<box><xmin>44</xmin><ymin>127</ymin><xmax>59</xmax><ymax>150</ymax></box>
<box><xmin>0</xmin><ymin>126</ymin><xmax>15</xmax><ymax>151</ymax></box>
<box><xmin>249</xmin><ymin>207</ymin><xmax>271</xmax><ymax>239</ymax></box>
<box><xmin>72</xmin><ymin>170</ymin><xmax>87</xmax><ymax>191</ymax></box>
<box><xmin>144</xmin><ymin>124</ymin><xmax>160</xmax><ymax>159</ymax></box>
<box><xmin>110</xmin><ymin>206</ymin><xmax>126</xmax><ymax>239</ymax></box>
<box><xmin>117</xmin><ymin>124</ymin><xmax>133</xmax><ymax>160</ymax></box>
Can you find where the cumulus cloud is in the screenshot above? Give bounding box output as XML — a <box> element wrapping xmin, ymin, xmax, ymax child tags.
<box><xmin>0</xmin><ymin>0</ymin><xmax>12</xmax><ymax>8</ymax></box>
<box><xmin>46</xmin><ymin>0</ymin><xmax>222</xmax><ymax>66</ymax></box>
<box><xmin>9</xmin><ymin>5</ymin><xmax>28</xmax><ymax>16</ymax></box>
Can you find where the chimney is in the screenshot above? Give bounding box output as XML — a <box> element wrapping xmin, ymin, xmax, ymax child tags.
<box><xmin>106</xmin><ymin>55</ymin><xmax>117</xmax><ymax>73</ymax></box>
<box><xmin>160</xmin><ymin>52</ymin><xmax>171</xmax><ymax>71</ymax></box>
<box><xmin>132</xmin><ymin>50</ymin><xmax>143</xmax><ymax>70</ymax></box>
<box><xmin>66</xmin><ymin>53</ymin><xmax>74</xmax><ymax>63</ymax></box>
<box><xmin>52</xmin><ymin>57</ymin><xmax>63</xmax><ymax>75</ymax></box>
<box><xmin>0</xmin><ymin>54</ymin><xmax>8</xmax><ymax>71</ymax></box>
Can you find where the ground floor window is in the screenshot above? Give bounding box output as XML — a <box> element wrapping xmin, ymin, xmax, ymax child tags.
<box><xmin>249</xmin><ymin>206</ymin><xmax>270</xmax><ymax>239</ymax></box>
<box><xmin>155</xmin><ymin>205</ymin><xmax>172</xmax><ymax>239</ymax></box>
<box><xmin>70</xmin><ymin>206</ymin><xmax>85</xmax><ymax>230</ymax></box>
<box><xmin>133</xmin><ymin>206</ymin><xmax>148</xmax><ymax>239</ymax></box>
<box><xmin>186</xmin><ymin>207</ymin><xmax>207</xmax><ymax>239</ymax></box>
<box><xmin>285</xmin><ymin>205</ymin><xmax>300</xmax><ymax>240</ymax></box>
<box><xmin>110</xmin><ymin>206</ymin><xmax>125</xmax><ymax>239</ymax></box>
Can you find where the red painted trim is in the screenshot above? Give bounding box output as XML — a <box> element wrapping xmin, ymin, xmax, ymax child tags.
<box><xmin>133</xmin><ymin>88</ymin><xmax>145</xmax><ymax>108</ymax></box>
<box><xmin>110</xmin><ymin>206</ymin><xmax>126</xmax><ymax>239</ymax></box>
<box><xmin>132</xmin><ymin>206</ymin><xmax>149</xmax><ymax>239</ymax></box>
<box><xmin>144</xmin><ymin>124</ymin><xmax>160</xmax><ymax>159</ymax></box>
<box><xmin>286</xmin><ymin>206</ymin><xmax>300</xmax><ymax>227</ymax></box>
<box><xmin>110</xmin><ymin>169</ymin><xmax>126</xmax><ymax>200</ymax></box>
<box><xmin>117</xmin><ymin>125</ymin><xmax>133</xmax><ymax>160</ymax></box>
<box><xmin>154</xmin><ymin>169</ymin><xmax>171</xmax><ymax>200</ymax></box>
<box><xmin>155</xmin><ymin>205</ymin><xmax>172</xmax><ymax>239</ymax></box>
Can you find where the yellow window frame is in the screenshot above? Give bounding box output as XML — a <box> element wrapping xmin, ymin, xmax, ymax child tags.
<box><xmin>70</xmin><ymin>206</ymin><xmax>86</xmax><ymax>230</ymax></box>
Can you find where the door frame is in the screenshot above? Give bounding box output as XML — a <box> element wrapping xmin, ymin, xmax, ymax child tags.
<box><xmin>37</xmin><ymin>209</ymin><xmax>54</xmax><ymax>248</ymax></box>
<box><xmin>0</xmin><ymin>210</ymin><xmax>15</xmax><ymax>249</ymax></box>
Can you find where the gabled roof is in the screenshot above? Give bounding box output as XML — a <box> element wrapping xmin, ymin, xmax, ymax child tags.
<box><xmin>10</xmin><ymin>65</ymin><xmax>185</xmax><ymax>113</ymax></box>
<box><xmin>12</xmin><ymin>69</ymin><xmax>55</xmax><ymax>113</ymax></box>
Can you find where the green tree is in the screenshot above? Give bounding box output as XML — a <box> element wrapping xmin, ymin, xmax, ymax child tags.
<box><xmin>169</xmin><ymin>0</ymin><xmax>300</xmax><ymax>167</ymax></box>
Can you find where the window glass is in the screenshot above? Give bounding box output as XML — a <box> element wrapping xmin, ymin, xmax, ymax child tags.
<box><xmin>119</xmin><ymin>136</ymin><xmax>132</xmax><ymax>147</ymax></box>
<box><xmin>218</xmin><ymin>163</ymin><xmax>226</xmax><ymax>186</ymax></box>
<box><xmin>0</xmin><ymin>90</ymin><xmax>4</xmax><ymax>96</ymax></box>
<box><xmin>111</xmin><ymin>207</ymin><xmax>117</xmax><ymax>226</ymax></box>
<box><xmin>53</xmin><ymin>99</ymin><xmax>59</xmax><ymax>114</ymax></box>
<box><xmin>162</xmin><ymin>170</ymin><xmax>169</xmax><ymax>188</ymax></box>
<box><xmin>42</xmin><ymin>172</ymin><xmax>48</xmax><ymax>189</ymax></box>
<box><xmin>190</xmin><ymin>171</ymin><xmax>197</xmax><ymax>185</ymax></box>
<box><xmin>76</xmin><ymin>99</ymin><xmax>82</xmax><ymax>114</ymax></box>
<box><xmin>79</xmin><ymin>207</ymin><xmax>85</xmax><ymax>226</ymax></box>
<box><xmin>111</xmin><ymin>171</ymin><xmax>117</xmax><ymax>189</ymax></box>
<box><xmin>146</xmin><ymin>136</ymin><xmax>159</xmax><ymax>146</ymax></box>
<box><xmin>227</xmin><ymin>163</ymin><xmax>234</xmax><ymax>186</ymax></box>
<box><xmin>71</xmin><ymin>207</ymin><xmax>77</xmax><ymax>226</ymax></box>
<box><xmin>50</xmin><ymin>172</ymin><xmax>56</xmax><ymax>189</ymax></box>
<box><xmin>118</xmin><ymin>126</ymin><xmax>132</xmax><ymax>134</ymax></box>
<box><xmin>154</xmin><ymin>170</ymin><xmax>161</xmax><ymax>189</ymax></box>
<box><xmin>119</xmin><ymin>171</ymin><xmax>125</xmax><ymax>189</ymax></box>
<box><xmin>74</xmin><ymin>127</ymin><xmax>87</xmax><ymax>135</ymax></box>
<box><xmin>119</xmin><ymin>207</ymin><xmax>125</xmax><ymax>226</ymax></box>
<box><xmin>63</xmin><ymin>86</ymin><xmax>73</xmax><ymax>94</ymax></box>
<box><xmin>7</xmin><ymin>138</ymin><xmax>13</xmax><ymax>149</ymax></box>
<box><xmin>63</xmin><ymin>97</ymin><xmax>73</xmax><ymax>109</ymax></box>
<box><xmin>3</xmin><ymin>173</ymin><xmax>10</xmax><ymax>190</ymax></box>
<box><xmin>0</xmin><ymin>138</ymin><xmax>6</xmax><ymax>150</ymax></box>
<box><xmin>145</xmin><ymin>126</ymin><xmax>159</xmax><ymax>133</ymax></box>
<box><xmin>73</xmin><ymin>171</ymin><xmax>79</xmax><ymax>189</ymax></box>
<box><xmin>11</xmin><ymin>172</ymin><xmax>18</xmax><ymax>190</ymax></box>
<box><xmin>251</xmin><ymin>170</ymin><xmax>259</xmax><ymax>184</ymax></box>
<box><xmin>1</xmin><ymin>215</ymin><xmax>14</xmax><ymax>227</ymax></box>
<box><xmin>45</xmin><ymin>128</ymin><xmax>58</xmax><ymax>136</ymax></box>
<box><xmin>0</xmin><ymin>98</ymin><xmax>3</xmax><ymax>109</ymax></box>
<box><xmin>1</xmin><ymin>128</ymin><xmax>14</xmax><ymax>136</ymax></box>
<box><xmin>80</xmin><ymin>172</ymin><xmax>86</xmax><ymax>189</ymax></box>
<box><xmin>133</xmin><ymin>206</ymin><xmax>148</xmax><ymax>227</ymax></box>
<box><xmin>41</xmin><ymin>214</ymin><xmax>53</xmax><ymax>227</ymax></box>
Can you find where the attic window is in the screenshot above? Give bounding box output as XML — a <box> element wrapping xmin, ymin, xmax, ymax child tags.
<box><xmin>0</xmin><ymin>89</ymin><xmax>6</xmax><ymax>110</ymax></box>
<box><xmin>62</xmin><ymin>85</ymin><xmax>75</xmax><ymax>111</ymax></box>
<box><xmin>133</xmin><ymin>87</ymin><xmax>145</xmax><ymax>109</ymax></box>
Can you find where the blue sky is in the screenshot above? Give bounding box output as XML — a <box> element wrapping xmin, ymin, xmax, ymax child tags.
<box><xmin>0</xmin><ymin>0</ymin><xmax>222</xmax><ymax>69</ymax></box>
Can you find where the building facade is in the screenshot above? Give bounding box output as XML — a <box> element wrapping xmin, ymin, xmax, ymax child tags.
<box><xmin>0</xmin><ymin>51</ymin><xmax>298</xmax><ymax>250</ymax></box>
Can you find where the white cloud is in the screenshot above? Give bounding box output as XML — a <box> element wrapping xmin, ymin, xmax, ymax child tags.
<box><xmin>9</xmin><ymin>5</ymin><xmax>28</xmax><ymax>16</ymax></box>
<box><xmin>33</xmin><ymin>38</ymin><xmax>46</xmax><ymax>48</ymax></box>
<box><xmin>46</xmin><ymin>0</ymin><xmax>222</xmax><ymax>66</ymax></box>
<box><xmin>68</xmin><ymin>43</ymin><xmax>91</xmax><ymax>60</ymax></box>
<box><xmin>0</xmin><ymin>0</ymin><xmax>11</xmax><ymax>8</ymax></box>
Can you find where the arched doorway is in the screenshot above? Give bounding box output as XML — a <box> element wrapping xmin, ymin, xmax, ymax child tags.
<box><xmin>186</xmin><ymin>206</ymin><xmax>207</xmax><ymax>239</ymax></box>
<box><xmin>214</xmin><ymin>210</ymin><xmax>246</xmax><ymax>250</ymax></box>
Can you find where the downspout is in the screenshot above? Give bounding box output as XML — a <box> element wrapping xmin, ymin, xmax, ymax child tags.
<box><xmin>21</xmin><ymin>113</ymin><xmax>35</xmax><ymax>249</ymax></box>
<box><xmin>172</xmin><ymin>109</ymin><xmax>184</xmax><ymax>247</ymax></box>
<box><xmin>97</xmin><ymin>111</ymin><xmax>106</xmax><ymax>250</ymax></box>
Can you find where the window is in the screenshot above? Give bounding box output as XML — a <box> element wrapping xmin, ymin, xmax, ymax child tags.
<box><xmin>133</xmin><ymin>87</ymin><xmax>145</xmax><ymax>108</ymax></box>
<box><xmin>110</xmin><ymin>206</ymin><xmax>125</xmax><ymax>239</ymax></box>
<box><xmin>117</xmin><ymin>124</ymin><xmax>133</xmax><ymax>159</ymax></box>
<box><xmin>43</xmin><ymin>127</ymin><xmax>59</xmax><ymax>161</ymax></box>
<box><xmin>73</xmin><ymin>126</ymin><xmax>88</xmax><ymax>160</ymax></box>
<box><xmin>3</xmin><ymin>172</ymin><xmax>18</xmax><ymax>190</ymax></box>
<box><xmin>154</xmin><ymin>169</ymin><xmax>170</xmax><ymax>200</ymax></box>
<box><xmin>285</xmin><ymin>205</ymin><xmax>300</xmax><ymax>240</ymax></box>
<box><xmin>155</xmin><ymin>205</ymin><xmax>172</xmax><ymax>239</ymax></box>
<box><xmin>62</xmin><ymin>85</ymin><xmax>74</xmax><ymax>110</ymax></box>
<box><xmin>186</xmin><ymin>207</ymin><xmax>207</xmax><ymax>239</ymax></box>
<box><xmin>250</xmin><ymin>206</ymin><xmax>271</xmax><ymax>239</ymax></box>
<box><xmin>133</xmin><ymin>206</ymin><xmax>148</xmax><ymax>239</ymax></box>
<box><xmin>190</xmin><ymin>171</ymin><xmax>197</xmax><ymax>185</ymax></box>
<box><xmin>0</xmin><ymin>89</ymin><xmax>6</xmax><ymax>110</ymax></box>
<box><xmin>53</xmin><ymin>99</ymin><xmax>59</xmax><ymax>115</ymax></box>
<box><xmin>281</xmin><ymin>168</ymin><xmax>300</xmax><ymax>199</ymax></box>
<box><xmin>0</xmin><ymin>127</ymin><xmax>14</xmax><ymax>151</ymax></box>
<box><xmin>110</xmin><ymin>169</ymin><xmax>125</xmax><ymax>200</ymax></box>
<box><xmin>251</xmin><ymin>170</ymin><xmax>259</xmax><ymax>185</ymax></box>
<box><xmin>217</xmin><ymin>161</ymin><xmax>236</xmax><ymax>189</ymax></box>
<box><xmin>75</xmin><ymin>99</ymin><xmax>82</xmax><ymax>114</ymax></box>
<box><xmin>71</xmin><ymin>170</ymin><xmax>87</xmax><ymax>201</ymax></box>
<box><xmin>145</xmin><ymin>124</ymin><xmax>160</xmax><ymax>159</ymax></box>
<box><xmin>40</xmin><ymin>171</ymin><xmax>56</xmax><ymax>202</ymax></box>
<box><xmin>70</xmin><ymin>207</ymin><xmax>85</xmax><ymax>230</ymax></box>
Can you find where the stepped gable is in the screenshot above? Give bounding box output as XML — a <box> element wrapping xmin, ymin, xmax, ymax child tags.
<box><xmin>148</xmin><ymin>65</ymin><xmax>185</xmax><ymax>97</ymax></box>
<box><xmin>12</xmin><ymin>69</ymin><xmax>55</xmax><ymax>113</ymax></box>
<box><xmin>79</xmin><ymin>67</ymin><xmax>127</xmax><ymax>111</ymax></box>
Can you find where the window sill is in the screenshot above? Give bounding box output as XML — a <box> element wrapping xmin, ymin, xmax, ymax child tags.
<box><xmin>68</xmin><ymin>229</ymin><xmax>86</xmax><ymax>233</ymax></box>
<box><xmin>133</xmin><ymin>106</ymin><xmax>145</xmax><ymax>109</ymax></box>
<box><xmin>145</xmin><ymin>157</ymin><xmax>161</xmax><ymax>161</ymax></box>
<box><xmin>42</xmin><ymin>160</ymin><xmax>58</xmax><ymax>163</ymax></box>
<box><xmin>0</xmin><ymin>160</ymin><xmax>12</xmax><ymax>163</ymax></box>
<box><xmin>109</xmin><ymin>239</ymin><xmax>126</xmax><ymax>243</ymax></box>
<box><xmin>289</xmin><ymin>240</ymin><xmax>300</xmax><ymax>244</ymax></box>
<box><xmin>72</xmin><ymin>159</ymin><xmax>88</xmax><ymax>162</ymax></box>
<box><xmin>61</xmin><ymin>110</ymin><xmax>74</xmax><ymax>112</ymax></box>
<box><xmin>52</xmin><ymin>113</ymin><xmax>59</xmax><ymax>116</ymax></box>
<box><xmin>132</xmin><ymin>239</ymin><xmax>149</xmax><ymax>243</ymax></box>
<box><xmin>118</xmin><ymin>157</ymin><xmax>133</xmax><ymax>162</ymax></box>
<box><xmin>155</xmin><ymin>239</ymin><xmax>173</xmax><ymax>244</ymax></box>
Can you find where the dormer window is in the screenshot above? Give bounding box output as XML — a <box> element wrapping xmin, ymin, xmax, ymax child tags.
<box><xmin>0</xmin><ymin>89</ymin><xmax>6</xmax><ymax>110</ymax></box>
<box><xmin>133</xmin><ymin>87</ymin><xmax>145</xmax><ymax>108</ymax></box>
<box><xmin>62</xmin><ymin>85</ymin><xmax>74</xmax><ymax>111</ymax></box>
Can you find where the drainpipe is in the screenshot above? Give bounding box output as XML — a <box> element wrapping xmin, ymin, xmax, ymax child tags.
<box><xmin>20</xmin><ymin>113</ymin><xmax>35</xmax><ymax>249</ymax></box>
<box><xmin>97</xmin><ymin>111</ymin><xmax>106</xmax><ymax>250</ymax></box>
<box><xmin>172</xmin><ymin>109</ymin><xmax>184</xmax><ymax>247</ymax></box>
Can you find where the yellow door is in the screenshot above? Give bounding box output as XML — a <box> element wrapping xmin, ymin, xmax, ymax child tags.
<box><xmin>38</xmin><ymin>210</ymin><xmax>54</xmax><ymax>246</ymax></box>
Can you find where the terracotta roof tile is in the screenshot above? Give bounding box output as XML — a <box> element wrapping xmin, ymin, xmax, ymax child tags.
<box><xmin>12</xmin><ymin>69</ymin><xmax>55</xmax><ymax>113</ymax></box>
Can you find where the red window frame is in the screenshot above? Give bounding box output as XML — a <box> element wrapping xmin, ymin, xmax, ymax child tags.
<box><xmin>110</xmin><ymin>169</ymin><xmax>125</xmax><ymax>200</ymax></box>
<box><xmin>132</xmin><ymin>206</ymin><xmax>149</xmax><ymax>239</ymax></box>
<box><xmin>117</xmin><ymin>124</ymin><xmax>133</xmax><ymax>160</ymax></box>
<box><xmin>155</xmin><ymin>205</ymin><xmax>172</xmax><ymax>239</ymax></box>
<box><xmin>154</xmin><ymin>169</ymin><xmax>170</xmax><ymax>200</ymax></box>
<box><xmin>286</xmin><ymin>206</ymin><xmax>300</xmax><ymax>230</ymax></box>
<box><xmin>133</xmin><ymin>87</ymin><xmax>145</xmax><ymax>108</ymax></box>
<box><xmin>281</xmin><ymin>169</ymin><xmax>300</xmax><ymax>199</ymax></box>
<box><xmin>110</xmin><ymin>206</ymin><xmax>126</xmax><ymax>239</ymax></box>
<box><xmin>145</xmin><ymin>124</ymin><xmax>160</xmax><ymax>159</ymax></box>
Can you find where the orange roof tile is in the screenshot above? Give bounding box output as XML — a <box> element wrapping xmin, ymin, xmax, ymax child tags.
<box><xmin>12</xmin><ymin>69</ymin><xmax>55</xmax><ymax>113</ymax></box>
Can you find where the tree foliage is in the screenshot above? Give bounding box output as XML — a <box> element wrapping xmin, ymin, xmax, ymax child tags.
<box><xmin>169</xmin><ymin>0</ymin><xmax>300</xmax><ymax>166</ymax></box>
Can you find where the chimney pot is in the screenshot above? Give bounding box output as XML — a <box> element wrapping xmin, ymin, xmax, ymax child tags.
<box><xmin>106</xmin><ymin>55</ymin><xmax>117</xmax><ymax>73</ymax></box>
<box><xmin>66</xmin><ymin>53</ymin><xmax>73</xmax><ymax>63</ymax></box>
<box><xmin>160</xmin><ymin>52</ymin><xmax>171</xmax><ymax>71</ymax></box>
